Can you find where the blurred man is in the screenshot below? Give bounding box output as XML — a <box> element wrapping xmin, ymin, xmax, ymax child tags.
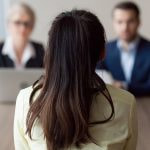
<box><xmin>97</xmin><ymin>1</ymin><xmax>150</xmax><ymax>96</ymax></box>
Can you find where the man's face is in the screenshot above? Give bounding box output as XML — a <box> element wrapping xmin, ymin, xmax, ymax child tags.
<box><xmin>113</xmin><ymin>9</ymin><xmax>140</xmax><ymax>42</ymax></box>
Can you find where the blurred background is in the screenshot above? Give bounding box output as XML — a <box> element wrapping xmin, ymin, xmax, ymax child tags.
<box><xmin>0</xmin><ymin>0</ymin><xmax>150</xmax><ymax>44</ymax></box>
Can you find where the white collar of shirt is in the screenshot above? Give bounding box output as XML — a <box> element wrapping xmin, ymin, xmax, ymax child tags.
<box><xmin>117</xmin><ymin>36</ymin><xmax>140</xmax><ymax>53</ymax></box>
<box><xmin>2</xmin><ymin>37</ymin><xmax>36</xmax><ymax>69</ymax></box>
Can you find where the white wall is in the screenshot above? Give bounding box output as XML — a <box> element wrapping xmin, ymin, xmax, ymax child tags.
<box><xmin>22</xmin><ymin>0</ymin><xmax>126</xmax><ymax>44</ymax></box>
<box><xmin>0</xmin><ymin>0</ymin><xmax>21</xmax><ymax>40</ymax></box>
<box><xmin>3</xmin><ymin>0</ymin><xmax>150</xmax><ymax>45</ymax></box>
<box><xmin>0</xmin><ymin>0</ymin><xmax>13</xmax><ymax>40</ymax></box>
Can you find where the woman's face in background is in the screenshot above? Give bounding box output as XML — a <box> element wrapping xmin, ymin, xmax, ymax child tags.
<box><xmin>8</xmin><ymin>11</ymin><xmax>33</xmax><ymax>42</ymax></box>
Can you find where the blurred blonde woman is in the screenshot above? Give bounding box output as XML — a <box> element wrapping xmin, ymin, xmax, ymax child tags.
<box><xmin>0</xmin><ymin>2</ymin><xmax>44</xmax><ymax>69</ymax></box>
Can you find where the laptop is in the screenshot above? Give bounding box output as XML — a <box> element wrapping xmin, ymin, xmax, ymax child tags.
<box><xmin>0</xmin><ymin>69</ymin><xmax>113</xmax><ymax>102</ymax></box>
<box><xmin>0</xmin><ymin>69</ymin><xmax>44</xmax><ymax>102</ymax></box>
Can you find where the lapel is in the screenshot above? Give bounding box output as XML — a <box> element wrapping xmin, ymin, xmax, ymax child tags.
<box><xmin>25</xmin><ymin>57</ymin><xmax>36</xmax><ymax>67</ymax></box>
<box><xmin>130</xmin><ymin>37</ymin><xmax>144</xmax><ymax>82</ymax></box>
<box><xmin>2</xmin><ymin>55</ymin><xmax>14</xmax><ymax>67</ymax></box>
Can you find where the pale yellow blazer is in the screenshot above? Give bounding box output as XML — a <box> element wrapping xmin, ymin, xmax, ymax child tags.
<box><xmin>14</xmin><ymin>84</ymin><xmax>137</xmax><ymax>150</ymax></box>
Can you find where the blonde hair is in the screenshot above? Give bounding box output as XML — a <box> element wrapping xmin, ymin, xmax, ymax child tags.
<box><xmin>7</xmin><ymin>2</ymin><xmax>36</xmax><ymax>27</ymax></box>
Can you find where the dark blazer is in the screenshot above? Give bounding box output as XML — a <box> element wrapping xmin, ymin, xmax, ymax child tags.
<box><xmin>97</xmin><ymin>37</ymin><xmax>150</xmax><ymax>97</ymax></box>
<box><xmin>0</xmin><ymin>41</ymin><xmax>45</xmax><ymax>68</ymax></box>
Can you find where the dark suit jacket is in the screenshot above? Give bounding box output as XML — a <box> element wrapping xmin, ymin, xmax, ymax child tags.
<box><xmin>0</xmin><ymin>41</ymin><xmax>45</xmax><ymax>68</ymax></box>
<box><xmin>97</xmin><ymin>37</ymin><xmax>150</xmax><ymax>97</ymax></box>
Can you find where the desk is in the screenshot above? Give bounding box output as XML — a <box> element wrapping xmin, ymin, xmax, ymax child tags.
<box><xmin>0</xmin><ymin>97</ymin><xmax>150</xmax><ymax>150</ymax></box>
<box><xmin>0</xmin><ymin>103</ymin><xmax>15</xmax><ymax>150</ymax></box>
<box><xmin>136</xmin><ymin>97</ymin><xmax>150</xmax><ymax>150</ymax></box>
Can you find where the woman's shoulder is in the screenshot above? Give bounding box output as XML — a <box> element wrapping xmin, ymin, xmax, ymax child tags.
<box><xmin>15</xmin><ymin>86</ymin><xmax>34</xmax><ymax>131</ymax></box>
<box><xmin>19</xmin><ymin>84</ymin><xmax>136</xmax><ymax>112</ymax></box>
<box><xmin>16</xmin><ymin>86</ymin><xmax>40</xmax><ymax>124</ymax></box>
<box><xmin>89</xmin><ymin>84</ymin><xmax>137</xmax><ymax>148</ymax></box>
<box><xmin>90</xmin><ymin>84</ymin><xmax>136</xmax><ymax>125</ymax></box>
<box><xmin>18</xmin><ymin>85</ymin><xmax>40</xmax><ymax>104</ymax></box>
<box><xmin>19</xmin><ymin>86</ymin><xmax>33</xmax><ymax>97</ymax></box>
<box><xmin>17</xmin><ymin>86</ymin><xmax>34</xmax><ymax>108</ymax></box>
<box><xmin>106</xmin><ymin>84</ymin><xmax>136</xmax><ymax>104</ymax></box>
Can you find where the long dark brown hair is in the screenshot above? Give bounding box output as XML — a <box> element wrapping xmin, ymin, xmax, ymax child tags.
<box><xmin>26</xmin><ymin>10</ymin><xmax>114</xmax><ymax>150</ymax></box>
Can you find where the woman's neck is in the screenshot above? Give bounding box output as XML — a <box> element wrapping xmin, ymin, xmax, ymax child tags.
<box><xmin>13</xmin><ymin>39</ymin><xmax>27</xmax><ymax>64</ymax></box>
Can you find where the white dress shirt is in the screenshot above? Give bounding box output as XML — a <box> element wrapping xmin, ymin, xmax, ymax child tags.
<box><xmin>117</xmin><ymin>37</ymin><xmax>140</xmax><ymax>83</ymax></box>
<box><xmin>2</xmin><ymin>37</ymin><xmax>35</xmax><ymax>69</ymax></box>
